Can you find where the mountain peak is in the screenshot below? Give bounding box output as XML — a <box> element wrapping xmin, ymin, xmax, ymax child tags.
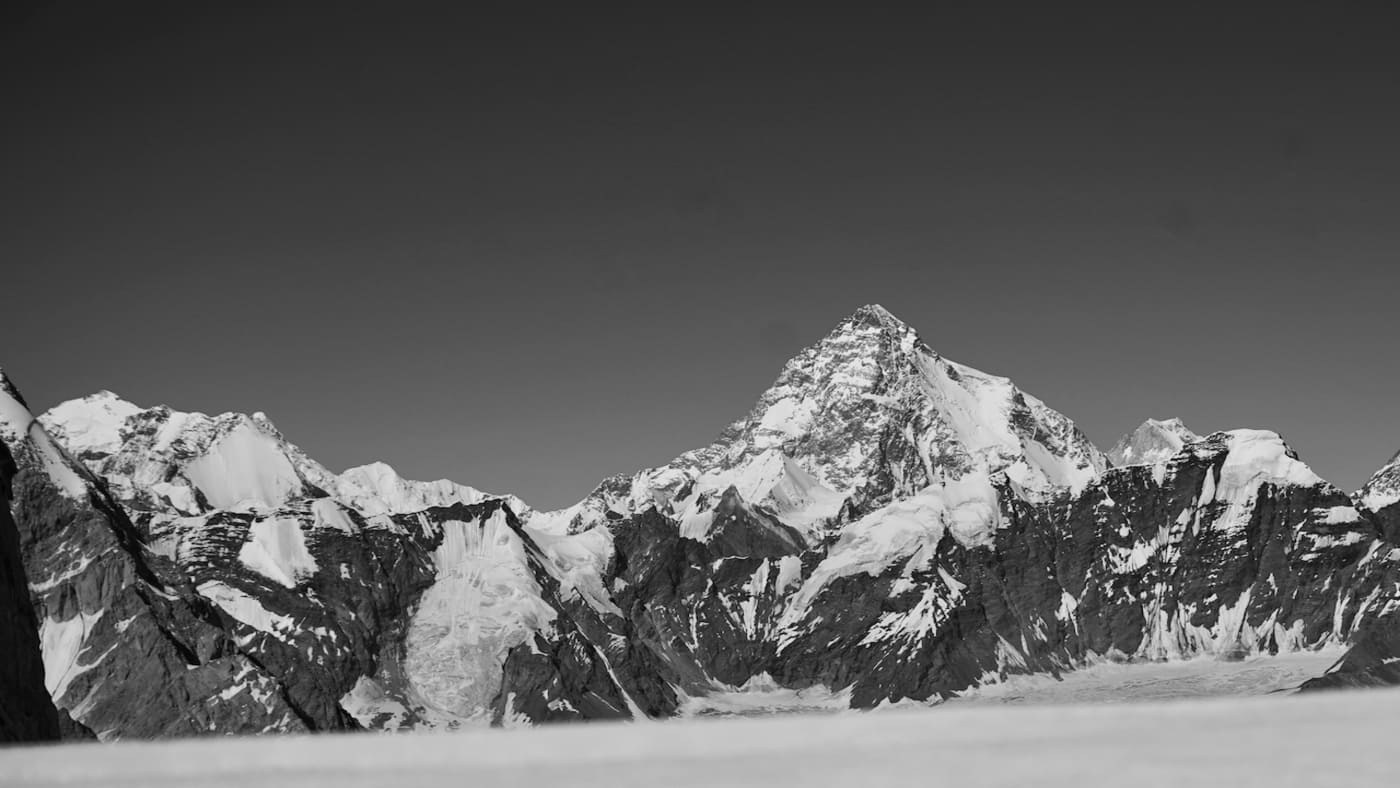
<box><xmin>1359</xmin><ymin>448</ymin><xmax>1400</xmax><ymax>513</ymax></box>
<box><xmin>845</xmin><ymin>303</ymin><xmax>906</xmax><ymax>330</ymax></box>
<box><xmin>1108</xmin><ymin>418</ymin><xmax>1200</xmax><ymax>467</ymax></box>
<box><xmin>537</xmin><ymin>304</ymin><xmax>1106</xmax><ymax>535</ymax></box>
<box><xmin>40</xmin><ymin>393</ymin><xmax>146</xmax><ymax>459</ymax></box>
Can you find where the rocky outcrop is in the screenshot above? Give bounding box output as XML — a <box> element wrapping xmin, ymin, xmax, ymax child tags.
<box><xmin>0</xmin><ymin>434</ymin><xmax>61</xmax><ymax>743</ymax></box>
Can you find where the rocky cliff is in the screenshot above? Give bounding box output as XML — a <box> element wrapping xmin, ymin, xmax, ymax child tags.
<box><xmin>0</xmin><ymin>427</ymin><xmax>62</xmax><ymax>743</ymax></box>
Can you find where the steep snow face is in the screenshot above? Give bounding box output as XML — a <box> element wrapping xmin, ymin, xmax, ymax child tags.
<box><xmin>1212</xmin><ymin>429</ymin><xmax>1325</xmax><ymax>502</ymax></box>
<box><xmin>536</xmin><ymin>304</ymin><xmax>1105</xmax><ymax>538</ymax></box>
<box><xmin>186</xmin><ymin>422</ymin><xmax>306</xmax><ymax>510</ymax></box>
<box><xmin>1358</xmin><ymin>450</ymin><xmax>1400</xmax><ymax>514</ymax></box>
<box><xmin>238</xmin><ymin>517</ymin><xmax>318</xmax><ymax>588</ymax></box>
<box><xmin>1107</xmin><ymin>418</ymin><xmax>1200</xmax><ymax>467</ymax></box>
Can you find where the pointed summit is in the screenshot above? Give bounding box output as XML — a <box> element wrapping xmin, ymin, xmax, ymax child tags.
<box><xmin>845</xmin><ymin>303</ymin><xmax>907</xmax><ymax>331</ymax></box>
<box><xmin>537</xmin><ymin>303</ymin><xmax>1105</xmax><ymax>536</ymax></box>
<box><xmin>1107</xmin><ymin>418</ymin><xmax>1200</xmax><ymax>467</ymax></box>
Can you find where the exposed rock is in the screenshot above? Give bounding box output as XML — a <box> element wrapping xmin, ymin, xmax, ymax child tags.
<box><xmin>0</xmin><ymin>433</ymin><xmax>61</xmax><ymax>743</ymax></box>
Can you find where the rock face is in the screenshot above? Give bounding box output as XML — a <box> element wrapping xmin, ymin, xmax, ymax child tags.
<box><xmin>3</xmin><ymin>304</ymin><xmax>1399</xmax><ymax>738</ymax></box>
<box><xmin>0</xmin><ymin>425</ymin><xmax>62</xmax><ymax>743</ymax></box>
<box><xmin>1297</xmin><ymin>451</ymin><xmax>1400</xmax><ymax>691</ymax></box>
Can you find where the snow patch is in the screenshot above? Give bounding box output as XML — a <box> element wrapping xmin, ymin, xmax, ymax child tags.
<box><xmin>40</xmin><ymin>610</ymin><xmax>105</xmax><ymax>700</ymax></box>
<box><xmin>238</xmin><ymin>517</ymin><xmax>318</xmax><ymax>588</ymax></box>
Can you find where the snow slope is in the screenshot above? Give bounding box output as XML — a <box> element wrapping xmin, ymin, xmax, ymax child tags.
<box><xmin>3</xmin><ymin>687</ymin><xmax>1398</xmax><ymax>787</ymax></box>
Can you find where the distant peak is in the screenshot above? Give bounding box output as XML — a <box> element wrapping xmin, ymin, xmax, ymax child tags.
<box><xmin>84</xmin><ymin>390</ymin><xmax>135</xmax><ymax>405</ymax></box>
<box><xmin>1108</xmin><ymin>418</ymin><xmax>1200</xmax><ymax>467</ymax></box>
<box><xmin>1135</xmin><ymin>417</ymin><xmax>1197</xmax><ymax>437</ymax></box>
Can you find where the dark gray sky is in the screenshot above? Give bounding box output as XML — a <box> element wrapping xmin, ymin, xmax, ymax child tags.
<box><xmin>3</xmin><ymin>3</ymin><xmax>1399</xmax><ymax>508</ymax></box>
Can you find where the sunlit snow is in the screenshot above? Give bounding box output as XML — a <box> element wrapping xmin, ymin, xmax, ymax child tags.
<box><xmin>5</xmin><ymin>686</ymin><xmax>1398</xmax><ymax>787</ymax></box>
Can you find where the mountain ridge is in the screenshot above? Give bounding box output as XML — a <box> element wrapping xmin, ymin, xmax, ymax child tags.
<box><xmin>3</xmin><ymin>305</ymin><xmax>1400</xmax><ymax>739</ymax></box>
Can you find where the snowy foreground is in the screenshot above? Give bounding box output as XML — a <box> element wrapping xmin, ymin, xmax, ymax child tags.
<box><xmin>5</xmin><ymin>683</ymin><xmax>1400</xmax><ymax>787</ymax></box>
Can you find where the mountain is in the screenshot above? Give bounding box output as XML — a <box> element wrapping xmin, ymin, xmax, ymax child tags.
<box><xmin>3</xmin><ymin>304</ymin><xmax>1400</xmax><ymax>738</ymax></box>
<box><xmin>1107</xmin><ymin>418</ymin><xmax>1200</xmax><ymax>467</ymax></box>
<box><xmin>1296</xmin><ymin>451</ymin><xmax>1400</xmax><ymax>691</ymax></box>
<box><xmin>0</xmin><ymin>387</ymin><xmax>62</xmax><ymax>742</ymax></box>
<box><xmin>1355</xmin><ymin>450</ymin><xmax>1400</xmax><ymax>542</ymax></box>
<box><xmin>0</xmin><ymin>376</ymin><xmax>656</xmax><ymax>738</ymax></box>
<box><xmin>533</xmin><ymin>304</ymin><xmax>1104</xmax><ymax>537</ymax></box>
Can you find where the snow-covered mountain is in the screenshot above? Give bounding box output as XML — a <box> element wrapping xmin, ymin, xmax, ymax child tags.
<box><xmin>1355</xmin><ymin>449</ymin><xmax>1400</xmax><ymax>540</ymax></box>
<box><xmin>4</xmin><ymin>304</ymin><xmax>1400</xmax><ymax>740</ymax></box>
<box><xmin>1</xmin><ymin>374</ymin><xmax>628</xmax><ymax>737</ymax></box>
<box><xmin>1107</xmin><ymin>417</ymin><xmax>1200</xmax><ymax>467</ymax></box>
<box><xmin>534</xmin><ymin>304</ymin><xmax>1104</xmax><ymax>540</ymax></box>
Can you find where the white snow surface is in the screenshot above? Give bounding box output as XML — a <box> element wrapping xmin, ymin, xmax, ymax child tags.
<box><xmin>948</xmin><ymin>648</ymin><xmax>1344</xmax><ymax>706</ymax></box>
<box><xmin>334</xmin><ymin>461</ymin><xmax>524</xmax><ymax>516</ymax></box>
<box><xmin>39</xmin><ymin>611</ymin><xmax>106</xmax><ymax>701</ymax></box>
<box><xmin>197</xmin><ymin>580</ymin><xmax>300</xmax><ymax>638</ymax></box>
<box><xmin>6</xmin><ymin>686</ymin><xmax>1400</xmax><ymax>787</ymax></box>
<box><xmin>38</xmin><ymin>392</ymin><xmax>143</xmax><ymax>457</ymax></box>
<box><xmin>1202</xmin><ymin>430</ymin><xmax>1328</xmax><ymax>536</ymax></box>
<box><xmin>237</xmin><ymin>517</ymin><xmax>319</xmax><ymax>588</ymax></box>
<box><xmin>184</xmin><ymin>421</ymin><xmax>305</xmax><ymax>510</ymax></box>
<box><xmin>35</xmin><ymin>391</ymin><xmax>525</xmax><ymax>525</ymax></box>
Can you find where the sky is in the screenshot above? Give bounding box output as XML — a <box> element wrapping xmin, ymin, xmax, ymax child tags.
<box><xmin>3</xmin><ymin>4</ymin><xmax>1399</xmax><ymax>508</ymax></box>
